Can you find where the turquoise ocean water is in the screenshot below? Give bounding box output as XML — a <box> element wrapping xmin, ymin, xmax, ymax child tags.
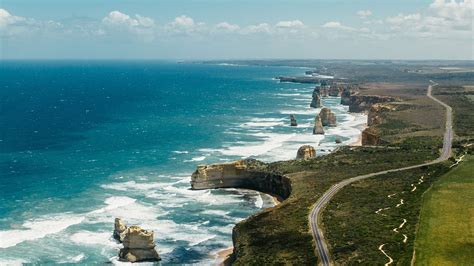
<box><xmin>0</xmin><ymin>61</ymin><xmax>366</xmax><ymax>264</ymax></box>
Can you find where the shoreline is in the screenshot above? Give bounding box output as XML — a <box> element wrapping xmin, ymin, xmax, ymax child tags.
<box><xmin>214</xmin><ymin>191</ymin><xmax>283</xmax><ymax>265</ymax></box>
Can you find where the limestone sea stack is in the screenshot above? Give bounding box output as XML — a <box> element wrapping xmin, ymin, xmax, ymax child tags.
<box><xmin>341</xmin><ymin>87</ymin><xmax>351</xmax><ymax>105</ymax></box>
<box><xmin>290</xmin><ymin>114</ymin><xmax>297</xmax><ymax>126</ymax></box>
<box><xmin>114</xmin><ymin>218</ymin><xmax>128</xmax><ymax>242</ymax></box>
<box><xmin>310</xmin><ymin>88</ymin><xmax>321</xmax><ymax>108</ymax></box>
<box><xmin>313</xmin><ymin>115</ymin><xmax>324</xmax><ymax>134</ymax></box>
<box><xmin>296</xmin><ymin>145</ymin><xmax>316</xmax><ymax>159</ymax></box>
<box><xmin>319</xmin><ymin>108</ymin><xmax>337</xmax><ymax>127</ymax></box>
<box><xmin>320</xmin><ymin>86</ymin><xmax>329</xmax><ymax>97</ymax></box>
<box><xmin>328</xmin><ymin>86</ymin><xmax>341</xmax><ymax>97</ymax></box>
<box><xmin>114</xmin><ymin>218</ymin><xmax>161</xmax><ymax>263</ymax></box>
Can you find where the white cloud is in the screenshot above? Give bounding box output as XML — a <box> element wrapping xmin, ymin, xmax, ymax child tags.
<box><xmin>430</xmin><ymin>0</ymin><xmax>473</xmax><ymax>20</ymax></box>
<box><xmin>0</xmin><ymin>8</ymin><xmax>25</xmax><ymax>27</ymax></box>
<box><xmin>357</xmin><ymin>10</ymin><xmax>373</xmax><ymax>19</ymax></box>
<box><xmin>214</xmin><ymin>22</ymin><xmax>240</xmax><ymax>32</ymax></box>
<box><xmin>275</xmin><ymin>20</ymin><xmax>305</xmax><ymax>29</ymax></box>
<box><xmin>241</xmin><ymin>23</ymin><xmax>271</xmax><ymax>34</ymax></box>
<box><xmin>322</xmin><ymin>21</ymin><xmax>356</xmax><ymax>31</ymax></box>
<box><xmin>386</xmin><ymin>13</ymin><xmax>421</xmax><ymax>25</ymax></box>
<box><xmin>166</xmin><ymin>15</ymin><xmax>206</xmax><ymax>34</ymax></box>
<box><xmin>102</xmin><ymin>11</ymin><xmax>154</xmax><ymax>28</ymax></box>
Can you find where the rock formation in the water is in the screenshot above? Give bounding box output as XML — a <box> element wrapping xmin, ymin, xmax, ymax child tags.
<box><xmin>310</xmin><ymin>88</ymin><xmax>322</xmax><ymax>108</ymax></box>
<box><xmin>114</xmin><ymin>219</ymin><xmax>161</xmax><ymax>263</ymax></box>
<box><xmin>328</xmin><ymin>86</ymin><xmax>341</xmax><ymax>97</ymax></box>
<box><xmin>348</xmin><ymin>95</ymin><xmax>396</xmax><ymax>113</ymax></box>
<box><xmin>290</xmin><ymin>114</ymin><xmax>297</xmax><ymax>126</ymax></box>
<box><xmin>114</xmin><ymin>218</ymin><xmax>128</xmax><ymax>242</ymax></box>
<box><xmin>319</xmin><ymin>86</ymin><xmax>329</xmax><ymax>97</ymax></box>
<box><xmin>191</xmin><ymin>159</ymin><xmax>291</xmax><ymax>199</ymax></box>
<box><xmin>335</xmin><ymin>137</ymin><xmax>342</xmax><ymax>144</ymax></box>
<box><xmin>340</xmin><ymin>87</ymin><xmax>351</xmax><ymax>105</ymax></box>
<box><xmin>313</xmin><ymin>115</ymin><xmax>324</xmax><ymax>134</ymax></box>
<box><xmin>296</xmin><ymin>145</ymin><xmax>316</xmax><ymax>160</ymax></box>
<box><xmin>319</xmin><ymin>108</ymin><xmax>337</xmax><ymax>127</ymax></box>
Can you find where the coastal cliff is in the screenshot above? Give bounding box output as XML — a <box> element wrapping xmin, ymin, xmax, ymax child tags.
<box><xmin>191</xmin><ymin>159</ymin><xmax>292</xmax><ymax>199</ymax></box>
<box><xmin>348</xmin><ymin>95</ymin><xmax>396</xmax><ymax>113</ymax></box>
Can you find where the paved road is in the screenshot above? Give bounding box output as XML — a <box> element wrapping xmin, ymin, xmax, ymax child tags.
<box><xmin>309</xmin><ymin>83</ymin><xmax>453</xmax><ymax>266</ymax></box>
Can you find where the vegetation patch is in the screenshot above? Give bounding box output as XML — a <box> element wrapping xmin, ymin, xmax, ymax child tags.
<box><xmin>413</xmin><ymin>156</ymin><xmax>474</xmax><ymax>265</ymax></box>
<box><xmin>321</xmin><ymin>163</ymin><xmax>450</xmax><ymax>265</ymax></box>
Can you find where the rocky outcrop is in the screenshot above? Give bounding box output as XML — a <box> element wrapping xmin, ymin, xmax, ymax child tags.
<box><xmin>348</xmin><ymin>95</ymin><xmax>397</xmax><ymax>113</ymax></box>
<box><xmin>320</xmin><ymin>86</ymin><xmax>329</xmax><ymax>97</ymax></box>
<box><xmin>114</xmin><ymin>218</ymin><xmax>128</xmax><ymax>242</ymax></box>
<box><xmin>191</xmin><ymin>159</ymin><xmax>291</xmax><ymax>199</ymax></box>
<box><xmin>290</xmin><ymin>114</ymin><xmax>297</xmax><ymax>126</ymax></box>
<box><xmin>114</xmin><ymin>219</ymin><xmax>161</xmax><ymax>263</ymax></box>
<box><xmin>310</xmin><ymin>88</ymin><xmax>322</xmax><ymax>108</ymax></box>
<box><xmin>361</xmin><ymin>128</ymin><xmax>380</xmax><ymax>145</ymax></box>
<box><xmin>296</xmin><ymin>145</ymin><xmax>316</xmax><ymax>160</ymax></box>
<box><xmin>335</xmin><ymin>137</ymin><xmax>342</xmax><ymax>144</ymax></box>
<box><xmin>313</xmin><ymin>115</ymin><xmax>324</xmax><ymax>134</ymax></box>
<box><xmin>341</xmin><ymin>87</ymin><xmax>351</xmax><ymax>105</ymax></box>
<box><xmin>319</xmin><ymin>108</ymin><xmax>337</xmax><ymax>127</ymax></box>
<box><xmin>367</xmin><ymin>103</ymin><xmax>395</xmax><ymax>126</ymax></box>
<box><xmin>328</xmin><ymin>86</ymin><xmax>341</xmax><ymax>97</ymax></box>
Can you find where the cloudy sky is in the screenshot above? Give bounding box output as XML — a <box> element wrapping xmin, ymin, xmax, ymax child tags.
<box><xmin>0</xmin><ymin>0</ymin><xmax>472</xmax><ymax>60</ymax></box>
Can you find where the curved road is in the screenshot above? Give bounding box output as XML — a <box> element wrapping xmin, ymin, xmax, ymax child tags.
<box><xmin>309</xmin><ymin>83</ymin><xmax>453</xmax><ymax>266</ymax></box>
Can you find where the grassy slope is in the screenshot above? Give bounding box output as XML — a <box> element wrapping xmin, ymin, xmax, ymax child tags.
<box><xmin>414</xmin><ymin>156</ymin><xmax>474</xmax><ymax>265</ymax></box>
<box><xmin>322</xmin><ymin>163</ymin><xmax>450</xmax><ymax>265</ymax></box>
<box><xmin>232</xmin><ymin>140</ymin><xmax>442</xmax><ymax>265</ymax></box>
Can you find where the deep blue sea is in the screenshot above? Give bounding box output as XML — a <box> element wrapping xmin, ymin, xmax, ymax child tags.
<box><xmin>0</xmin><ymin>61</ymin><xmax>366</xmax><ymax>264</ymax></box>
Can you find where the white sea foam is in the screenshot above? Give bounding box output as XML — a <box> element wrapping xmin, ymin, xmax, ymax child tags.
<box><xmin>187</xmin><ymin>156</ymin><xmax>206</xmax><ymax>162</ymax></box>
<box><xmin>70</xmin><ymin>231</ymin><xmax>118</xmax><ymax>247</ymax></box>
<box><xmin>0</xmin><ymin>215</ymin><xmax>85</xmax><ymax>248</ymax></box>
<box><xmin>254</xmin><ymin>194</ymin><xmax>264</xmax><ymax>208</ymax></box>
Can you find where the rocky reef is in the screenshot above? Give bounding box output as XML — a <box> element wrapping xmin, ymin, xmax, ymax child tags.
<box><xmin>114</xmin><ymin>218</ymin><xmax>161</xmax><ymax>263</ymax></box>
<box><xmin>310</xmin><ymin>88</ymin><xmax>322</xmax><ymax>108</ymax></box>
<box><xmin>290</xmin><ymin>114</ymin><xmax>297</xmax><ymax>126</ymax></box>
<box><xmin>191</xmin><ymin>159</ymin><xmax>292</xmax><ymax>199</ymax></box>
<box><xmin>348</xmin><ymin>95</ymin><xmax>396</xmax><ymax>113</ymax></box>
<box><xmin>296</xmin><ymin>145</ymin><xmax>316</xmax><ymax>160</ymax></box>
<box><xmin>313</xmin><ymin>115</ymin><xmax>325</xmax><ymax>134</ymax></box>
<box><xmin>319</xmin><ymin>108</ymin><xmax>337</xmax><ymax>127</ymax></box>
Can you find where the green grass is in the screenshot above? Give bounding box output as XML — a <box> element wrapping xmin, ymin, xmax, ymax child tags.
<box><xmin>231</xmin><ymin>142</ymin><xmax>441</xmax><ymax>265</ymax></box>
<box><xmin>414</xmin><ymin>155</ymin><xmax>474</xmax><ymax>266</ymax></box>
<box><xmin>321</xmin><ymin>163</ymin><xmax>450</xmax><ymax>265</ymax></box>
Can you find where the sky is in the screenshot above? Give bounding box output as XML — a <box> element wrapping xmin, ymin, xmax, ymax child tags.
<box><xmin>0</xmin><ymin>0</ymin><xmax>473</xmax><ymax>60</ymax></box>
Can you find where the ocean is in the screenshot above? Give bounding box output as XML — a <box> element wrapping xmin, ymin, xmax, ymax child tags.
<box><xmin>0</xmin><ymin>61</ymin><xmax>366</xmax><ymax>264</ymax></box>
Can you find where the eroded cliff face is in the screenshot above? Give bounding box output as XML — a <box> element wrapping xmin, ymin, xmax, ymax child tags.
<box><xmin>190</xmin><ymin>159</ymin><xmax>292</xmax><ymax>200</ymax></box>
<box><xmin>348</xmin><ymin>95</ymin><xmax>396</xmax><ymax>113</ymax></box>
<box><xmin>367</xmin><ymin>103</ymin><xmax>396</xmax><ymax>126</ymax></box>
<box><xmin>361</xmin><ymin>128</ymin><xmax>380</xmax><ymax>145</ymax></box>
